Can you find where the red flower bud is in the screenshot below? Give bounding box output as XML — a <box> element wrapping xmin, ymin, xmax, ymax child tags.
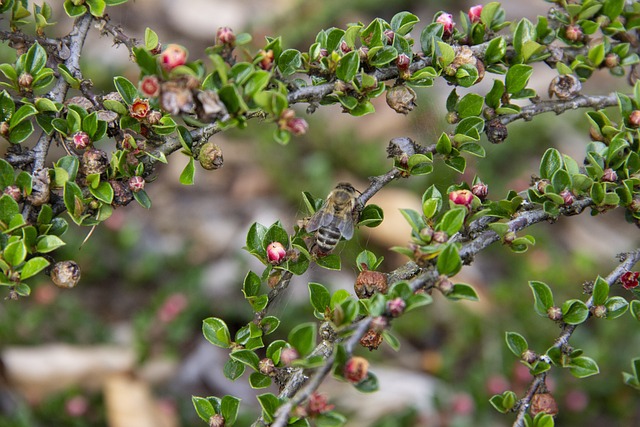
<box><xmin>344</xmin><ymin>356</ymin><xmax>369</xmax><ymax>383</ymax></box>
<box><xmin>129</xmin><ymin>98</ymin><xmax>151</xmax><ymax>120</ymax></box>
<box><xmin>160</xmin><ymin>44</ymin><xmax>188</xmax><ymax>71</ymax></box>
<box><xmin>621</xmin><ymin>271</ymin><xmax>639</xmax><ymax>290</ymax></box>
<box><xmin>387</xmin><ymin>297</ymin><xmax>406</xmax><ymax>317</ymax></box>
<box><xmin>468</xmin><ymin>5</ymin><xmax>483</xmax><ymax>23</ymax></box>
<box><xmin>383</xmin><ymin>29</ymin><xmax>395</xmax><ymax>44</ymax></box>
<box><xmin>279</xmin><ymin>109</ymin><xmax>308</xmax><ymax>136</ymax></box>
<box><xmin>72</xmin><ymin>131</ymin><xmax>91</xmax><ymax>150</ymax></box>
<box><xmin>216</xmin><ymin>27</ymin><xmax>236</xmax><ymax>45</ymax></box>
<box><xmin>449</xmin><ymin>189</ymin><xmax>474</xmax><ymax>209</ymax></box>
<box><xmin>139</xmin><ymin>75</ymin><xmax>160</xmax><ymax>97</ymax></box>
<box><xmin>436</xmin><ymin>13</ymin><xmax>454</xmax><ymax>37</ymax></box>
<box><xmin>340</xmin><ymin>40</ymin><xmax>351</xmax><ymax>53</ymax></box>
<box><xmin>266</xmin><ymin>241</ymin><xmax>287</xmax><ymax>264</ymax></box>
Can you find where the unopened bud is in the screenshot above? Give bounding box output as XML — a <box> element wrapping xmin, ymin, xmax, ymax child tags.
<box><xmin>435</xmin><ymin>12</ymin><xmax>454</xmax><ymax>37</ymax></box>
<box><xmin>468</xmin><ymin>5</ymin><xmax>483</xmax><ymax>23</ymax></box>
<box><xmin>471</xmin><ymin>182</ymin><xmax>488</xmax><ymax>200</ymax></box>
<box><xmin>3</xmin><ymin>185</ymin><xmax>21</xmax><ymax>202</ymax></box>
<box><xmin>564</xmin><ymin>24</ymin><xmax>583</xmax><ymax>42</ymax></box>
<box><xmin>51</xmin><ymin>261</ymin><xmax>81</xmax><ymax>289</ymax></box>
<box><xmin>128</xmin><ymin>176</ymin><xmax>145</xmax><ymax>193</ymax></box>
<box><xmin>629</xmin><ymin>110</ymin><xmax>640</xmax><ymax>128</ymax></box>
<box><xmin>383</xmin><ymin>29</ymin><xmax>395</xmax><ymax>44</ymax></box>
<box><xmin>266</xmin><ymin>241</ymin><xmax>287</xmax><ymax>265</ymax></box>
<box><xmin>280</xmin><ymin>347</ymin><xmax>299</xmax><ymax>366</ymax></box>
<box><xmin>18</xmin><ymin>72</ymin><xmax>33</xmax><ymax>89</ymax></box>
<box><xmin>432</xmin><ymin>230</ymin><xmax>448</xmax><ymax>244</ymax></box>
<box><xmin>591</xmin><ymin>304</ymin><xmax>607</xmax><ymax>318</ymax></box>
<box><xmin>258</xmin><ymin>358</ymin><xmax>276</xmax><ymax>376</ymax></box>
<box><xmin>547</xmin><ymin>306</ymin><xmax>563</xmax><ymax>321</ymax></box>
<box><xmin>560</xmin><ymin>189</ymin><xmax>574</xmax><ymax>206</ymax></box>
<box><xmin>503</xmin><ymin>231</ymin><xmax>516</xmax><ymax>244</ymax></box>
<box><xmin>209</xmin><ymin>414</ymin><xmax>225</xmax><ymax>427</ymax></box>
<box><xmin>604</xmin><ymin>53</ymin><xmax>619</xmax><ymax>69</ymax></box>
<box><xmin>446</xmin><ymin>111</ymin><xmax>459</xmax><ymax>124</ymax></box>
<box><xmin>437</xmin><ymin>276</ymin><xmax>454</xmax><ymax>295</ymax></box>
<box><xmin>344</xmin><ymin>356</ymin><xmax>369</xmax><ymax>383</ymax></box>
<box><xmin>449</xmin><ymin>189</ymin><xmax>474</xmax><ymax>210</ymax></box>
<box><xmin>0</xmin><ymin>121</ymin><xmax>9</xmax><ymax>137</ymax></box>
<box><xmin>160</xmin><ymin>44</ymin><xmax>188</xmax><ymax>71</ymax></box>
<box><xmin>396</xmin><ymin>53</ymin><xmax>411</xmax><ymax>79</ymax></box>
<box><xmin>387</xmin><ymin>297</ymin><xmax>406</xmax><ymax>317</ymax></box>
<box><xmin>521</xmin><ymin>349</ymin><xmax>537</xmax><ymax>364</ymax></box>
<box><xmin>146</xmin><ymin>110</ymin><xmax>162</xmax><ymax>125</ymax></box>
<box><xmin>602</xmin><ymin>168</ymin><xmax>617</xmax><ymax>182</ymax></box>
<box><xmin>72</xmin><ymin>131</ymin><xmax>91</xmax><ymax>150</ymax></box>
<box><xmin>340</xmin><ymin>40</ymin><xmax>351</xmax><ymax>53</ymax></box>
<box><xmin>258</xmin><ymin>49</ymin><xmax>274</xmax><ymax>71</ymax></box>
<box><xmin>216</xmin><ymin>27</ymin><xmax>236</xmax><ymax>45</ymax></box>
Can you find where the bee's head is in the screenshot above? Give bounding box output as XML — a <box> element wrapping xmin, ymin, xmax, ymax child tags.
<box><xmin>335</xmin><ymin>182</ymin><xmax>357</xmax><ymax>194</ymax></box>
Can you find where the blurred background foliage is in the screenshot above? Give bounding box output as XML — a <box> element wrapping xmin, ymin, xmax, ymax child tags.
<box><xmin>0</xmin><ymin>0</ymin><xmax>639</xmax><ymax>426</ymax></box>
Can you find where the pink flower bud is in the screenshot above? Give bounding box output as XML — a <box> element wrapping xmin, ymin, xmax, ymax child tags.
<box><xmin>308</xmin><ymin>392</ymin><xmax>335</xmax><ymax>415</ymax></box>
<box><xmin>471</xmin><ymin>182</ymin><xmax>488</xmax><ymax>200</ymax></box>
<box><xmin>344</xmin><ymin>356</ymin><xmax>369</xmax><ymax>383</ymax></box>
<box><xmin>601</xmin><ymin>168</ymin><xmax>617</xmax><ymax>182</ymax></box>
<box><xmin>65</xmin><ymin>395</ymin><xmax>89</xmax><ymax>417</ymax></box>
<box><xmin>468</xmin><ymin>5</ymin><xmax>483</xmax><ymax>23</ymax></box>
<box><xmin>160</xmin><ymin>44</ymin><xmax>188</xmax><ymax>71</ymax></box>
<box><xmin>629</xmin><ymin>110</ymin><xmax>640</xmax><ymax>128</ymax></box>
<box><xmin>560</xmin><ymin>189</ymin><xmax>574</xmax><ymax>206</ymax></box>
<box><xmin>280</xmin><ymin>347</ymin><xmax>299</xmax><ymax>366</ymax></box>
<box><xmin>436</xmin><ymin>13</ymin><xmax>454</xmax><ymax>37</ymax></box>
<box><xmin>396</xmin><ymin>53</ymin><xmax>411</xmax><ymax>72</ymax></box>
<box><xmin>287</xmin><ymin>117</ymin><xmax>308</xmax><ymax>136</ymax></box>
<box><xmin>383</xmin><ymin>29</ymin><xmax>395</xmax><ymax>44</ymax></box>
<box><xmin>387</xmin><ymin>297</ymin><xmax>406</xmax><ymax>317</ymax></box>
<box><xmin>72</xmin><ymin>131</ymin><xmax>91</xmax><ymax>150</ymax></box>
<box><xmin>129</xmin><ymin>98</ymin><xmax>151</xmax><ymax>120</ymax></box>
<box><xmin>621</xmin><ymin>271</ymin><xmax>639</xmax><ymax>290</ymax></box>
<box><xmin>128</xmin><ymin>176</ymin><xmax>145</xmax><ymax>193</ymax></box>
<box><xmin>216</xmin><ymin>27</ymin><xmax>236</xmax><ymax>45</ymax></box>
<box><xmin>449</xmin><ymin>189</ymin><xmax>474</xmax><ymax>209</ymax></box>
<box><xmin>340</xmin><ymin>40</ymin><xmax>351</xmax><ymax>53</ymax></box>
<box><xmin>139</xmin><ymin>75</ymin><xmax>160</xmax><ymax>97</ymax></box>
<box><xmin>158</xmin><ymin>293</ymin><xmax>188</xmax><ymax>323</ymax></box>
<box><xmin>266</xmin><ymin>241</ymin><xmax>287</xmax><ymax>264</ymax></box>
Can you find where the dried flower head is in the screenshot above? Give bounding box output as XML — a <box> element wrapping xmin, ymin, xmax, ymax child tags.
<box><xmin>51</xmin><ymin>261</ymin><xmax>81</xmax><ymax>289</ymax></box>
<box><xmin>386</xmin><ymin>84</ymin><xmax>417</xmax><ymax>115</ymax></box>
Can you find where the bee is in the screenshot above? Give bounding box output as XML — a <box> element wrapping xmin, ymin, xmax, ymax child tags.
<box><xmin>306</xmin><ymin>182</ymin><xmax>359</xmax><ymax>255</ymax></box>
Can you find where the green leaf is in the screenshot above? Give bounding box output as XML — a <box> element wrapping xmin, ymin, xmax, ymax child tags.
<box><xmin>456</xmin><ymin>93</ymin><xmax>484</xmax><ymax>118</ymax></box>
<box><xmin>8</xmin><ymin>120</ymin><xmax>34</xmax><ymax>144</ymax></box>
<box><xmin>603</xmin><ymin>0</ymin><xmax>624</xmax><ymax>20</ymax></box>
<box><xmin>446</xmin><ymin>283</ymin><xmax>479</xmax><ymax>301</ymax></box>
<box><xmin>220</xmin><ymin>395</ymin><xmax>241</xmax><ymax>425</ymax></box>
<box><xmin>20</xmin><ymin>256</ymin><xmax>49</xmax><ymax>280</ymax></box>
<box><xmin>438</xmin><ymin>207</ymin><xmax>466</xmax><ymax>236</ymax></box>
<box><xmin>144</xmin><ymin>27</ymin><xmax>159</xmax><ymax>51</ymax></box>
<box><xmin>485</xmin><ymin>36</ymin><xmax>506</xmax><ymax>64</ymax></box>
<box><xmin>353</xmin><ymin>372</ymin><xmax>379</xmax><ymax>393</ymax></box>
<box><xmin>24</xmin><ymin>42</ymin><xmax>47</xmax><ymax>74</ymax></box>
<box><xmin>592</xmin><ymin>276</ymin><xmax>609</xmax><ymax>306</ymax></box>
<box><xmin>288</xmin><ymin>322</ymin><xmax>316</xmax><ymax>356</ymax></box>
<box><xmin>277</xmin><ymin>49</ymin><xmax>302</xmax><ymax>76</ymax></box>
<box><xmin>10</xmin><ymin>104</ymin><xmax>37</xmax><ymax>129</ymax></box>
<box><xmin>113</xmin><ymin>76</ymin><xmax>138</xmax><ymax>105</ymax></box>
<box><xmin>369</xmin><ymin>46</ymin><xmax>398</xmax><ymax>67</ymax></box>
<box><xmin>249</xmin><ymin>372</ymin><xmax>272</xmax><ymax>389</ymax></box>
<box><xmin>309</xmin><ymin>282</ymin><xmax>331</xmax><ymax>314</ymax></box>
<box><xmin>561</xmin><ymin>299</ymin><xmax>589</xmax><ymax>325</ymax></box>
<box><xmin>230</xmin><ymin>349</ymin><xmax>260</xmax><ymax>371</ymax></box>
<box><xmin>257</xmin><ymin>393</ymin><xmax>281</xmax><ymax>424</ymax></box>
<box><xmin>358</xmin><ymin>203</ymin><xmax>384</xmax><ymax>228</ymax></box>
<box><xmin>244</xmin><ymin>70</ymin><xmax>271</xmax><ymax>98</ymax></box>
<box><xmin>489</xmin><ymin>390</ymin><xmax>517</xmax><ymax>413</ymax></box>
<box><xmin>223</xmin><ymin>359</ymin><xmax>245</xmax><ymax>381</ymax></box>
<box><xmin>568</xmin><ymin>356</ymin><xmax>599</xmax><ymax>378</ymax></box>
<box><xmin>505</xmin><ymin>64</ymin><xmax>533</xmax><ymax>94</ymax></box>
<box><xmin>0</xmin><ymin>195</ymin><xmax>20</xmax><ymax>226</ymax></box>
<box><xmin>179</xmin><ymin>157</ymin><xmax>196</xmax><ymax>185</ymax></box>
<box><xmin>4</xmin><ymin>240</ymin><xmax>27</xmax><ymax>266</ymax></box>
<box><xmin>390</xmin><ymin>11</ymin><xmax>419</xmax><ymax>35</ymax></box>
<box><xmin>35</xmin><ymin>235</ymin><xmax>65</xmax><ymax>253</ymax></box>
<box><xmin>245</xmin><ymin>222</ymin><xmax>267</xmax><ymax>258</ymax></box>
<box><xmin>505</xmin><ymin>331</ymin><xmax>528</xmax><ymax>357</ymax></box>
<box><xmin>242</xmin><ymin>270</ymin><xmax>261</xmax><ymax>298</ymax></box>
<box><xmin>202</xmin><ymin>317</ymin><xmax>231</xmax><ymax>348</ymax></box>
<box><xmin>529</xmin><ymin>281</ymin><xmax>554</xmax><ymax>316</ymax></box>
<box><xmin>436</xmin><ymin>244</ymin><xmax>462</xmax><ymax>276</ymax></box>
<box><xmin>261</xmin><ymin>316</ymin><xmax>280</xmax><ymax>335</ymax></box>
<box><xmin>192</xmin><ymin>396</ymin><xmax>216</xmax><ymax>423</ymax></box>
<box><xmin>133</xmin><ymin>190</ymin><xmax>151</xmax><ymax>209</ymax></box>
<box><xmin>316</xmin><ymin>254</ymin><xmax>341</xmax><ymax>270</ymax></box>
<box><xmin>539</xmin><ymin>148</ymin><xmax>563</xmax><ymax>180</ymax></box>
<box><xmin>605</xmin><ymin>296</ymin><xmax>628</xmax><ymax>319</ymax></box>
<box><xmin>630</xmin><ymin>300</ymin><xmax>640</xmax><ymax>321</ymax></box>
<box><xmin>89</xmin><ymin>181</ymin><xmax>114</xmax><ymax>204</ymax></box>
<box><xmin>336</xmin><ymin>51</ymin><xmax>360</xmax><ymax>82</ymax></box>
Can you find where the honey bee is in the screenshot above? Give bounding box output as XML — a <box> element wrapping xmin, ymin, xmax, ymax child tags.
<box><xmin>306</xmin><ymin>182</ymin><xmax>359</xmax><ymax>255</ymax></box>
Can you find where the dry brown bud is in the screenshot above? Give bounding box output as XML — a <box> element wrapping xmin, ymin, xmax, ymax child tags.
<box><xmin>386</xmin><ymin>85</ymin><xmax>417</xmax><ymax>115</ymax></box>
<box><xmin>530</xmin><ymin>392</ymin><xmax>559</xmax><ymax>417</ymax></box>
<box><xmin>354</xmin><ymin>269</ymin><xmax>388</xmax><ymax>299</ymax></box>
<box><xmin>51</xmin><ymin>261</ymin><xmax>81</xmax><ymax>289</ymax></box>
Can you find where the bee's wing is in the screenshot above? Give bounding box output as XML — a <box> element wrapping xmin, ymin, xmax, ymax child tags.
<box><xmin>336</xmin><ymin>216</ymin><xmax>354</xmax><ymax>240</ymax></box>
<box><xmin>305</xmin><ymin>207</ymin><xmax>335</xmax><ymax>232</ymax></box>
